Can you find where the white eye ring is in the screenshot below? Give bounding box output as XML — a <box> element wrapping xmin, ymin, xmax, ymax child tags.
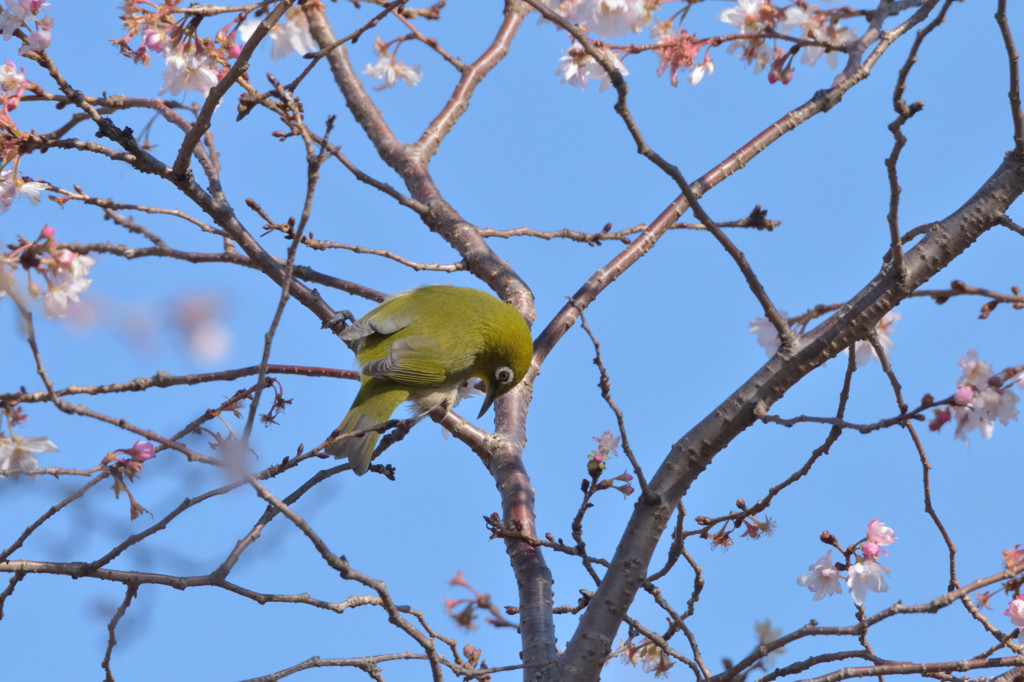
<box><xmin>495</xmin><ymin>366</ymin><xmax>514</xmax><ymax>384</ymax></box>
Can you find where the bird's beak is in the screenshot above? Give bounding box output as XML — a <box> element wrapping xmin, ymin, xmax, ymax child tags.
<box><xmin>478</xmin><ymin>381</ymin><xmax>498</xmax><ymax>419</ymax></box>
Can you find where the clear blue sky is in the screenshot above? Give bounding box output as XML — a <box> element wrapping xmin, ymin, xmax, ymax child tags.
<box><xmin>1</xmin><ymin>1</ymin><xmax>1022</xmax><ymax>680</ymax></box>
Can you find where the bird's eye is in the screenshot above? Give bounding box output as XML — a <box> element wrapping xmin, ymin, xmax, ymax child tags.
<box><xmin>495</xmin><ymin>366</ymin><xmax>514</xmax><ymax>385</ymax></box>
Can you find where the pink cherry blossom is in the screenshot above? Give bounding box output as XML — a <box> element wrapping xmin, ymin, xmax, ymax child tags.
<box><xmin>1005</xmin><ymin>597</ymin><xmax>1024</xmax><ymax>642</ymax></box>
<box><xmin>867</xmin><ymin>518</ymin><xmax>896</xmax><ymax>546</ymax></box>
<box><xmin>18</xmin><ymin>15</ymin><xmax>50</xmax><ymax>55</ymax></box>
<box><xmin>0</xmin><ymin>59</ymin><xmax>25</xmax><ymax>95</ymax></box>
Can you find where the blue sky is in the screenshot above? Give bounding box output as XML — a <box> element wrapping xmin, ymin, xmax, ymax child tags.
<box><xmin>2</xmin><ymin>1</ymin><xmax>1023</xmax><ymax>680</ymax></box>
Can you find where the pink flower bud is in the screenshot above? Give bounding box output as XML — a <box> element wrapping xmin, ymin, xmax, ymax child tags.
<box><xmin>54</xmin><ymin>248</ymin><xmax>74</xmax><ymax>266</ymax></box>
<box><xmin>40</xmin><ymin>224</ymin><xmax>54</xmax><ymax>239</ymax></box>
<box><xmin>227</xmin><ymin>42</ymin><xmax>242</xmax><ymax>59</ymax></box>
<box><xmin>953</xmin><ymin>385</ymin><xmax>973</xmax><ymax>406</ymax></box>
<box><xmin>129</xmin><ymin>440</ymin><xmax>156</xmax><ymax>462</ymax></box>
<box><xmin>142</xmin><ymin>29</ymin><xmax>166</xmax><ymax>52</ymax></box>
<box><xmin>862</xmin><ymin>541</ymin><xmax>880</xmax><ymax>558</ymax></box>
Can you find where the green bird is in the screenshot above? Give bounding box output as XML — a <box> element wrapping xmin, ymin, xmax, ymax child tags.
<box><xmin>327</xmin><ymin>285</ymin><xmax>534</xmax><ymax>475</ymax></box>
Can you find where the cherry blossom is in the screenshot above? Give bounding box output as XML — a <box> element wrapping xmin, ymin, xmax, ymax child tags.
<box><xmin>0</xmin><ymin>0</ymin><xmax>43</xmax><ymax>40</ymax></box>
<box><xmin>796</xmin><ymin>550</ymin><xmax>843</xmax><ymax>600</ymax></box>
<box><xmin>953</xmin><ymin>385</ymin><xmax>1019</xmax><ymax>442</ymax></box>
<box><xmin>0</xmin><ymin>170</ymin><xmax>47</xmax><ymax>212</ymax></box>
<box><xmin>958</xmin><ymin>349</ymin><xmax>993</xmax><ymax>389</ymax></box>
<box><xmin>238</xmin><ymin>9</ymin><xmax>317</xmax><ymax>61</ymax></box>
<box><xmin>577</xmin><ymin>0</ymin><xmax>650</xmax><ymax>39</ymax></box>
<box><xmin>779</xmin><ymin>5</ymin><xmax>856</xmax><ymax>68</ymax></box>
<box><xmin>846</xmin><ymin>558</ymin><xmax>889</xmax><ymax>606</ymax></box>
<box><xmin>556</xmin><ymin>44</ymin><xmax>628</xmax><ymax>91</ymax></box>
<box><xmin>43</xmin><ymin>251</ymin><xmax>94</xmax><ymax>319</ymax></box>
<box><xmin>363</xmin><ymin>55</ymin><xmax>422</xmax><ymax>90</ymax></box>
<box><xmin>1005</xmin><ymin>597</ymin><xmax>1024</xmax><ymax>642</ymax></box>
<box><xmin>159</xmin><ymin>50</ymin><xmax>219</xmax><ymax>97</ymax></box>
<box><xmin>541</xmin><ymin>0</ymin><xmax>649</xmax><ymax>39</ymax></box>
<box><xmin>0</xmin><ymin>59</ymin><xmax>25</xmax><ymax>95</ymax></box>
<box><xmin>689</xmin><ymin>59</ymin><xmax>714</xmax><ymax>85</ymax></box>
<box><xmin>18</xmin><ymin>15</ymin><xmax>50</xmax><ymax>55</ymax></box>
<box><xmin>0</xmin><ymin>434</ymin><xmax>57</xmax><ymax>479</ymax></box>
<box><xmin>719</xmin><ymin>0</ymin><xmax>773</xmax><ymax>34</ymax></box>
<box><xmin>749</xmin><ymin>310</ymin><xmax>788</xmax><ymax>356</ymax></box>
<box><xmin>848</xmin><ymin>310</ymin><xmax>900</xmax><ymax>367</ymax></box>
<box><xmin>1005</xmin><ymin>597</ymin><xmax>1024</xmax><ymax>626</ymax></box>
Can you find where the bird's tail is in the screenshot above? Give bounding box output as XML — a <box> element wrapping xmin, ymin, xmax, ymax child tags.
<box><xmin>326</xmin><ymin>382</ymin><xmax>408</xmax><ymax>475</ymax></box>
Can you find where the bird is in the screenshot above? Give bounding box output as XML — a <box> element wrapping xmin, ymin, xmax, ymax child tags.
<box><xmin>326</xmin><ymin>285</ymin><xmax>534</xmax><ymax>475</ymax></box>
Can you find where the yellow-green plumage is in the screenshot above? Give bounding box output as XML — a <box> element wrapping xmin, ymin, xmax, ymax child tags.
<box><xmin>327</xmin><ymin>285</ymin><xmax>533</xmax><ymax>475</ymax></box>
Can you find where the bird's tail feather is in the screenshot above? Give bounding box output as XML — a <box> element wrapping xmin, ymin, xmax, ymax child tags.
<box><xmin>326</xmin><ymin>383</ymin><xmax>408</xmax><ymax>475</ymax></box>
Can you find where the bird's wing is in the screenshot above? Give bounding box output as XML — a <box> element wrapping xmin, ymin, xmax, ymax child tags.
<box><xmin>361</xmin><ymin>334</ymin><xmax>460</xmax><ymax>386</ymax></box>
<box><xmin>338</xmin><ymin>297</ymin><xmax>414</xmax><ymax>352</ymax></box>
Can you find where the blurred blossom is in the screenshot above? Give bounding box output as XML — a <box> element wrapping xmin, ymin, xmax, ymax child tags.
<box><xmin>952</xmin><ymin>385</ymin><xmax>973</xmax><ymax>405</ymax></box>
<box><xmin>1005</xmin><ymin>597</ymin><xmax>1024</xmax><ymax>643</ymax></box>
<box><xmin>18</xmin><ymin>15</ymin><xmax>49</xmax><ymax>54</ymax></box>
<box><xmin>779</xmin><ymin>5</ymin><xmax>856</xmax><ymax>68</ymax></box>
<box><xmin>0</xmin><ymin>0</ymin><xmax>44</xmax><ymax>41</ymax></box>
<box><xmin>43</xmin><ymin>252</ymin><xmax>94</xmax><ymax>320</ymax></box>
<box><xmin>238</xmin><ymin>9</ymin><xmax>317</xmax><ymax>61</ymax></box>
<box><xmin>958</xmin><ymin>349</ymin><xmax>993</xmax><ymax>389</ymax></box>
<box><xmin>551</xmin><ymin>0</ymin><xmax>650</xmax><ymax>39</ymax></box>
<box><xmin>847</xmin><ymin>311</ymin><xmax>900</xmax><ymax>367</ymax></box>
<box><xmin>174</xmin><ymin>295</ymin><xmax>231</xmax><ymax>363</ymax></box>
<box><xmin>953</xmin><ymin>385</ymin><xmax>1019</xmax><ymax>443</ymax></box>
<box><xmin>754</xmin><ymin>619</ymin><xmax>784</xmax><ymax>668</ymax></box>
<box><xmin>363</xmin><ymin>55</ymin><xmax>421</xmax><ymax>90</ymax></box>
<box><xmin>719</xmin><ymin>0</ymin><xmax>772</xmax><ymax>33</ymax></box>
<box><xmin>0</xmin><ymin>170</ymin><xmax>47</xmax><ymax>213</ymax></box>
<box><xmin>0</xmin><ymin>59</ymin><xmax>26</xmax><ymax>94</ymax></box>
